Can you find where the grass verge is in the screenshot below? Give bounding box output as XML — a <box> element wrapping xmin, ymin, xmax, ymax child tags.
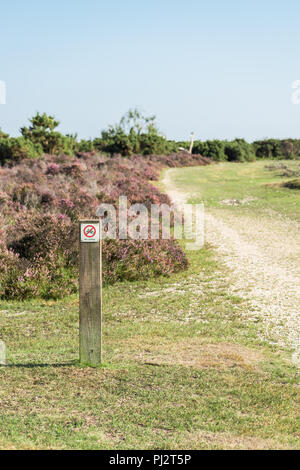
<box><xmin>0</xmin><ymin>243</ymin><xmax>299</xmax><ymax>449</ymax></box>
<box><xmin>0</xmin><ymin>161</ymin><xmax>299</xmax><ymax>449</ymax></box>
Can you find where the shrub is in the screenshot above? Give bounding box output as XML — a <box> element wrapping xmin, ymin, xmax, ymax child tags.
<box><xmin>194</xmin><ymin>140</ymin><xmax>226</xmax><ymax>161</ymax></box>
<box><xmin>139</xmin><ymin>134</ymin><xmax>173</xmax><ymax>155</ymax></box>
<box><xmin>0</xmin><ymin>152</ymin><xmax>211</xmax><ymax>300</ymax></box>
<box><xmin>192</xmin><ymin>139</ymin><xmax>254</xmax><ymax>162</ymax></box>
<box><xmin>224</xmin><ymin>142</ymin><xmax>245</xmax><ymax>161</ymax></box>
<box><xmin>253</xmin><ymin>139</ymin><xmax>300</xmax><ymax>159</ymax></box>
<box><xmin>1</xmin><ymin>214</ymin><xmax>78</xmax><ymax>299</ymax></box>
<box><xmin>77</xmin><ymin>139</ymin><xmax>95</xmax><ymax>153</ymax></box>
<box><xmin>12</xmin><ymin>183</ymin><xmax>40</xmax><ymax>208</ymax></box>
<box><xmin>102</xmin><ymin>239</ymin><xmax>188</xmax><ymax>284</ymax></box>
<box><xmin>283</xmin><ymin>178</ymin><xmax>300</xmax><ymax>189</ymax></box>
<box><xmin>7</xmin><ymin>213</ymin><xmax>76</xmax><ymax>262</ymax></box>
<box><xmin>21</xmin><ymin>112</ymin><xmax>77</xmax><ymax>156</ymax></box>
<box><xmin>46</xmin><ymin>163</ymin><xmax>60</xmax><ymax>175</ymax></box>
<box><xmin>0</xmin><ymin>250</ymin><xmax>77</xmax><ymax>300</ymax></box>
<box><xmin>98</xmin><ymin>108</ymin><xmax>176</xmax><ymax>156</ymax></box>
<box><xmin>0</xmin><ymin>137</ymin><xmax>43</xmax><ymax>165</ymax></box>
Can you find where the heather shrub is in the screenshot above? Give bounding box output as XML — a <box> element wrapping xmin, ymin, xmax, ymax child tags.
<box><xmin>46</xmin><ymin>163</ymin><xmax>60</xmax><ymax>175</ymax></box>
<box><xmin>0</xmin><ymin>151</ymin><xmax>211</xmax><ymax>300</ymax></box>
<box><xmin>2</xmin><ymin>215</ymin><xmax>78</xmax><ymax>299</ymax></box>
<box><xmin>12</xmin><ymin>183</ymin><xmax>40</xmax><ymax>208</ymax></box>
<box><xmin>102</xmin><ymin>239</ymin><xmax>188</xmax><ymax>284</ymax></box>
<box><xmin>0</xmin><ymin>232</ymin><xmax>22</xmax><ymax>299</ymax></box>
<box><xmin>0</xmin><ymin>248</ymin><xmax>77</xmax><ymax>300</ymax></box>
<box><xmin>0</xmin><ymin>189</ymin><xmax>10</xmax><ymax>206</ymax></box>
<box><xmin>8</xmin><ymin>213</ymin><xmax>76</xmax><ymax>263</ymax></box>
<box><xmin>40</xmin><ymin>191</ymin><xmax>57</xmax><ymax>206</ymax></box>
<box><xmin>2</xmin><ymin>208</ymin><xmax>188</xmax><ymax>298</ymax></box>
<box><xmin>61</xmin><ymin>161</ymin><xmax>86</xmax><ymax>178</ymax></box>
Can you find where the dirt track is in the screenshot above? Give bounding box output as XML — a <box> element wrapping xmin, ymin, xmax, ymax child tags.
<box><xmin>163</xmin><ymin>169</ymin><xmax>300</xmax><ymax>365</ymax></box>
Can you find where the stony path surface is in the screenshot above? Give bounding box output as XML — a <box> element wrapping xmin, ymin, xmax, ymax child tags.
<box><xmin>163</xmin><ymin>169</ymin><xmax>300</xmax><ymax>365</ymax></box>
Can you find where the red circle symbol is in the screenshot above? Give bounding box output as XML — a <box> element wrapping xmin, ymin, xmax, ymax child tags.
<box><xmin>83</xmin><ymin>225</ymin><xmax>96</xmax><ymax>238</ymax></box>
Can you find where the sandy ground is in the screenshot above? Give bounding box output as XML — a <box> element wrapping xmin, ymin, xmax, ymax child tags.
<box><xmin>163</xmin><ymin>169</ymin><xmax>300</xmax><ymax>365</ymax></box>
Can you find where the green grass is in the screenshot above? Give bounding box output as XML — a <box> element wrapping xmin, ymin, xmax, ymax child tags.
<box><xmin>167</xmin><ymin>160</ymin><xmax>300</xmax><ymax>221</ymax></box>
<box><xmin>284</xmin><ymin>178</ymin><xmax>300</xmax><ymax>190</ymax></box>
<box><xmin>0</xmin><ymin>161</ymin><xmax>299</xmax><ymax>450</ymax></box>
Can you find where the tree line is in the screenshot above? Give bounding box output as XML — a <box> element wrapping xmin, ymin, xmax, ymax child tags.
<box><xmin>1</xmin><ymin>108</ymin><xmax>299</xmax><ymax>164</ymax></box>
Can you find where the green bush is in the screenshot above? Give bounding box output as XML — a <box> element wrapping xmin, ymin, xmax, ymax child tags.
<box><xmin>224</xmin><ymin>142</ymin><xmax>245</xmax><ymax>161</ymax></box>
<box><xmin>21</xmin><ymin>112</ymin><xmax>77</xmax><ymax>155</ymax></box>
<box><xmin>283</xmin><ymin>178</ymin><xmax>300</xmax><ymax>189</ymax></box>
<box><xmin>0</xmin><ymin>137</ymin><xmax>43</xmax><ymax>164</ymax></box>
<box><xmin>253</xmin><ymin>139</ymin><xmax>300</xmax><ymax>159</ymax></box>
<box><xmin>224</xmin><ymin>139</ymin><xmax>254</xmax><ymax>162</ymax></box>
<box><xmin>98</xmin><ymin>108</ymin><xmax>175</xmax><ymax>156</ymax></box>
<box><xmin>192</xmin><ymin>139</ymin><xmax>254</xmax><ymax>162</ymax></box>
<box><xmin>99</xmin><ymin>128</ymin><xmax>134</xmax><ymax>155</ymax></box>
<box><xmin>77</xmin><ymin>139</ymin><xmax>95</xmax><ymax>152</ymax></box>
<box><xmin>193</xmin><ymin>140</ymin><xmax>226</xmax><ymax>161</ymax></box>
<box><xmin>139</xmin><ymin>133</ymin><xmax>174</xmax><ymax>155</ymax></box>
<box><xmin>0</xmin><ymin>129</ymin><xmax>9</xmax><ymax>140</ymax></box>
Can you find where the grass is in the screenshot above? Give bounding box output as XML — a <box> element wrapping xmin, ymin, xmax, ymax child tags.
<box><xmin>0</xmin><ymin>161</ymin><xmax>299</xmax><ymax>450</ymax></box>
<box><xmin>166</xmin><ymin>160</ymin><xmax>300</xmax><ymax>221</ymax></box>
<box><xmin>283</xmin><ymin>178</ymin><xmax>300</xmax><ymax>190</ymax></box>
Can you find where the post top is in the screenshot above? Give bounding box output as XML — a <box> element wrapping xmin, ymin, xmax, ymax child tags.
<box><xmin>79</xmin><ymin>219</ymin><xmax>100</xmax><ymax>223</ymax></box>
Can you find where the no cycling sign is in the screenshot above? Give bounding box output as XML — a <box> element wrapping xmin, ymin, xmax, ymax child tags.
<box><xmin>80</xmin><ymin>222</ymin><xmax>100</xmax><ymax>242</ymax></box>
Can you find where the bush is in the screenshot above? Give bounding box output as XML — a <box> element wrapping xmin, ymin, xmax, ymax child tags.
<box><xmin>0</xmin><ymin>137</ymin><xmax>43</xmax><ymax>165</ymax></box>
<box><xmin>193</xmin><ymin>140</ymin><xmax>226</xmax><ymax>161</ymax></box>
<box><xmin>283</xmin><ymin>178</ymin><xmax>300</xmax><ymax>189</ymax></box>
<box><xmin>21</xmin><ymin>112</ymin><xmax>77</xmax><ymax>156</ymax></box>
<box><xmin>2</xmin><ymin>205</ymin><xmax>189</xmax><ymax>298</ymax></box>
<box><xmin>98</xmin><ymin>108</ymin><xmax>177</xmax><ymax>156</ymax></box>
<box><xmin>2</xmin><ymin>214</ymin><xmax>77</xmax><ymax>299</ymax></box>
<box><xmin>224</xmin><ymin>142</ymin><xmax>246</xmax><ymax>161</ymax></box>
<box><xmin>77</xmin><ymin>139</ymin><xmax>95</xmax><ymax>152</ymax></box>
<box><xmin>192</xmin><ymin>139</ymin><xmax>254</xmax><ymax>162</ymax></box>
<box><xmin>0</xmin><ymin>152</ymin><xmax>212</xmax><ymax>299</ymax></box>
<box><xmin>253</xmin><ymin>139</ymin><xmax>300</xmax><ymax>159</ymax></box>
<box><xmin>103</xmin><ymin>239</ymin><xmax>188</xmax><ymax>284</ymax></box>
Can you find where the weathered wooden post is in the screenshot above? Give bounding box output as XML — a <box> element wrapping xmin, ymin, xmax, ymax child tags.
<box><xmin>79</xmin><ymin>220</ymin><xmax>102</xmax><ymax>365</ymax></box>
<box><xmin>0</xmin><ymin>340</ymin><xmax>6</xmax><ymax>365</ymax></box>
<box><xmin>189</xmin><ymin>132</ymin><xmax>194</xmax><ymax>154</ymax></box>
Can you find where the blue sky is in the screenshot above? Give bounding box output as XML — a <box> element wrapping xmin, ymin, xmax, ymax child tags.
<box><xmin>0</xmin><ymin>0</ymin><xmax>300</xmax><ymax>141</ymax></box>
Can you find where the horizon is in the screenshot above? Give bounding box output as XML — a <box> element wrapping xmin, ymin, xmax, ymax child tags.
<box><xmin>1</xmin><ymin>0</ymin><xmax>300</xmax><ymax>141</ymax></box>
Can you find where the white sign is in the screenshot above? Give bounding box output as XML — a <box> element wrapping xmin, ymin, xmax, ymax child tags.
<box><xmin>81</xmin><ymin>223</ymin><xmax>100</xmax><ymax>243</ymax></box>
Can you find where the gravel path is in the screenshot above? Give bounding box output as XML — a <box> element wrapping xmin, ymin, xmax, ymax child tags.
<box><xmin>163</xmin><ymin>169</ymin><xmax>300</xmax><ymax>365</ymax></box>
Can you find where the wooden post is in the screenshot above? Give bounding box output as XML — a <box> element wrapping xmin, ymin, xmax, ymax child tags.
<box><xmin>189</xmin><ymin>132</ymin><xmax>194</xmax><ymax>154</ymax></box>
<box><xmin>79</xmin><ymin>220</ymin><xmax>102</xmax><ymax>365</ymax></box>
<box><xmin>0</xmin><ymin>340</ymin><xmax>6</xmax><ymax>365</ymax></box>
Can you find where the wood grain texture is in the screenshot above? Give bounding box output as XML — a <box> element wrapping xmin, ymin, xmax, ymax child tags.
<box><xmin>79</xmin><ymin>220</ymin><xmax>102</xmax><ymax>365</ymax></box>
